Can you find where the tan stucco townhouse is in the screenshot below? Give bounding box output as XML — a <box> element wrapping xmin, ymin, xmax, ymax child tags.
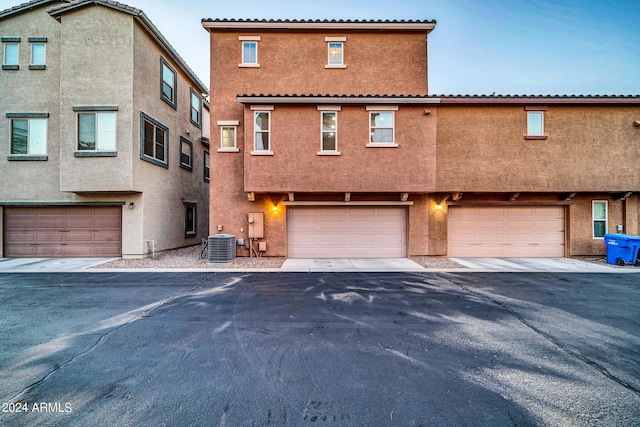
<box><xmin>1</xmin><ymin>0</ymin><xmax>210</xmax><ymax>258</ymax></box>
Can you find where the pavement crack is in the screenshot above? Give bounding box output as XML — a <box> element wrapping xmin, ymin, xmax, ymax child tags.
<box><xmin>9</xmin><ymin>276</ymin><xmax>213</xmax><ymax>403</ymax></box>
<box><xmin>437</xmin><ymin>273</ymin><xmax>640</xmax><ymax>397</ymax></box>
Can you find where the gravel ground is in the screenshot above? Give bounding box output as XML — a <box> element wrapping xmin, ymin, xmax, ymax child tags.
<box><xmin>94</xmin><ymin>245</ymin><xmax>469</xmax><ymax>269</ymax></box>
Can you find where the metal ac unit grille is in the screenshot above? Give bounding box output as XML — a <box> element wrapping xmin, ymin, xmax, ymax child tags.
<box><xmin>208</xmin><ymin>234</ymin><xmax>236</xmax><ymax>263</ymax></box>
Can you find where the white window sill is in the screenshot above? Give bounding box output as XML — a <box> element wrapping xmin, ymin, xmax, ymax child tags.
<box><xmin>239</xmin><ymin>63</ymin><xmax>260</xmax><ymax>68</ymax></box>
<box><xmin>217</xmin><ymin>148</ymin><xmax>240</xmax><ymax>153</ymax></box>
<box><xmin>317</xmin><ymin>151</ymin><xmax>341</xmax><ymax>156</ymax></box>
<box><xmin>366</xmin><ymin>143</ymin><xmax>398</xmax><ymax>148</ymax></box>
<box><xmin>250</xmin><ymin>150</ymin><xmax>274</xmax><ymax>156</ymax></box>
<box><xmin>325</xmin><ymin>64</ymin><xmax>347</xmax><ymax>69</ymax></box>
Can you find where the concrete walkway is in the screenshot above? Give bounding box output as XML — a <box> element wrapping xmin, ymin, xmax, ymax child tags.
<box><xmin>0</xmin><ymin>257</ymin><xmax>115</xmax><ymax>272</ymax></box>
<box><xmin>451</xmin><ymin>257</ymin><xmax>616</xmax><ymax>272</ymax></box>
<box><xmin>280</xmin><ymin>258</ymin><xmax>426</xmax><ymax>272</ymax></box>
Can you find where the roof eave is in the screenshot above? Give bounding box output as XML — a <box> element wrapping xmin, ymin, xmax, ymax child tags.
<box><xmin>0</xmin><ymin>0</ymin><xmax>65</xmax><ymax>20</ymax></box>
<box><xmin>203</xmin><ymin>20</ymin><xmax>435</xmax><ymax>33</ymax></box>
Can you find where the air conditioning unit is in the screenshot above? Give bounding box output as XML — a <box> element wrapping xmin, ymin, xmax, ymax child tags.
<box><xmin>208</xmin><ymin>234</ymin><xmax>236</xmax><ymax>263</ymax></box>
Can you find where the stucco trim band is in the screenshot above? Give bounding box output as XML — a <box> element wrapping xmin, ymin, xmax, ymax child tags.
<box><xmin>6</xmin><ymin>112</ymin><xmax>49</xmax><ymax>118</ymax></box>
<box><xmin>73</xmin><ymin>106</ymin><xmax>119</xmax><ymax>111</ymax></box>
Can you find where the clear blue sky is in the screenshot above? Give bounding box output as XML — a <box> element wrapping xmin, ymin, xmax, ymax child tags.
<box><xmin>3</xmin><ymin>0</ymin><xmax>639</xmax><ymax>94</ymax></box>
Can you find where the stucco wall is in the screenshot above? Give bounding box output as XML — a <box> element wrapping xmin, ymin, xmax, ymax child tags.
<box><xmin>568</xmin><ymin>194</ymin><xmax>622</xmax><ymax>255</ymax></box>
<box><xmin>437</xmin><ymin>105</ymin><xmax>640</xmax><ymax>192</ymax></box>
<box><xmin>242</xmin><ymin>104</ymin><xmax>437</xmax><ymax>193</ymax></box>
<box><xmin>58</xmin><ymin>5</ymin><xmax>134</xmax><ymax>192</ymax></box>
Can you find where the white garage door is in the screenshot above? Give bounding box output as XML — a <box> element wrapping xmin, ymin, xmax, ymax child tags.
<box><xmin>448</xmin><ymin>206</ymin><xmax>565</xmax><ymax>257</ymax></box>
<box><xmin>287</xmin><ymin>207</ymin><xmax>407</xmax><ymax>258</ymax></box>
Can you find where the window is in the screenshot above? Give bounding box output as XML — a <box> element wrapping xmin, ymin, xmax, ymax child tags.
<box><xmin>10</xmin><ymin>117</ymin><xmax>47</xmax><ymax>156</ymax></box>
<box><xmin>254</xmin><ymin>111</ymin><xmax>270</xmax><ymax>151</ymax></box>
<box><xmin>239</xmin><ymin>36</ymin><xmax>260</xmax><ymax>67</ymax></box>
<box><xmin>180</xmin><ymin>137</ymin><xmax>193</xmax><ymax>170</ymax></box>
<box><xmin>183</xmin><ymin>202</ymin><xmax>197</xmax><ymax>237</ymax></box>
<box><xmin>3</xmin><ymin>42</ymin><xmax>19</xmax><ymax>69</ymax></box>
<box><xmin>525</xmin><ymin>106</ymin><xmax>547</xmax><ymax>140</ymax></box>
<box><xmin>221</xmin><ymin>126</ymin><xmax>236</xmax><ymax>149</ymax></box>
<box><xmin>328</xmin><ymin>43</ymin><xmax>343</xmax><ymax>65</ymax></box>
<box><xmin>593</xmin><ymin>201</ymin><xmax>608</xmax><ymax>239</ymax></box>
<box><xmin>77</xmin><ymin>112</ymin><xmax>116</xmax><ymax>151</ymax></box>
<box><xmin>160</xmin><ymin>58</ymin><xmax>177</xmax><ymax>108</ymax></box>
<box><xmin>204</xmin><ymin>150</ymin><xmax>210</xmax><ymax>182</ymax></box>
<box><xmin>140</xmin><ymin>112</ymin><xmax>169</xmax><ymax>168</ymax></box>
<box><xmin>190</xmin><ymin>89</ymin><xmax>202</xmax><ymax>126</ymax></box>
<box><xmin>321</xmin><ymin>111</ymin><xmax>338</xmax><ymax>152</ymax></box>
<box><xmin>369</xmin><ymin>110</ymin><xmax>395</xmax><ymax>145</ymax></box>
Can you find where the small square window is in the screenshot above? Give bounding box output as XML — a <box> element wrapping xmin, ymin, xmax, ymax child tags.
<box><xmin>180</xmin><ymin>137</ymin><xmax>193</xmax><ymax>170</ymax></box>
<box><xmin>328</xmin><ymin>42</ymin><xmax>343</xmax><ymax>65</ymax></box>
<box><xmin>4</xmin><ymin>43</ymin><xmax>19</xmax><ymax>66</ymax></box>
<box><xmin>221</xmin><ymin>126</ymin><xmax>236</xmax><ymax>149</ymax></box>
<box><xmin>242</xmin><ymin>42</ymin><xmax>258</xmax><ymax>65</ymax></box>
<box><xmin>593</xmin><ymin>201</ymin><xmax>608</xmax><ymax>239</ymax></box>
<box><xmin>78</xmin><ymin>112</ymin><xmax>116</xmax><ymax>151</ymax></box>
<box><xmin>204</xmin><ymin>150</ymin><xmax>210</xmax><ymax>182</ymax></box>
<box><xmin>140</xmin><ymin>112</ymin><xmax>169</xmax><ymax>168</ymax></box>
<box><xmin>160</xmin><ymin>58</ymin><xmax>177</xmax><ymax>108</ymax></box>
<box><xmin>11</xmin><ymin>118</ymin><xmax>47</xmax><ymax>155</ymax></box>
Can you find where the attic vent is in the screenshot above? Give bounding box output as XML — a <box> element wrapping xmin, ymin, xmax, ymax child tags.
<box><xmin>208</xmin><ymin>234</ymin><xmax>236</xmax><ymax>263</ymax></box>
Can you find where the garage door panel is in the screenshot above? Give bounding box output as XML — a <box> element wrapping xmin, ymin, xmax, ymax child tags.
<box><xmin>449</xmin><ymin>206</ymin><xmax>564</xmax><ymax>258</ymax></box>
<box><xmin>4</xmin><ymin>207</ymin><xmax>122</xmax><ymax>258</ymax></box>
<box><xmin>288</xmin><ymin>207</ymin><xmax>406</xmax><ymax>258</ymax></box>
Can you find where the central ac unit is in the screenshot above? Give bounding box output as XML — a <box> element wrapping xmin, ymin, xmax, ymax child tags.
<box><xmin>208</xmin><ymin>234</ymin><xmax>236</xmax><ymax>263</ymax></box>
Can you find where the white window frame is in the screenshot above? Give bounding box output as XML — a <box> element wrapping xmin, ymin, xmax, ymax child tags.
<box><xmin>77</xmin><ymin>111</ymin><xmax>117</xmax><ymax>152</ymax></box>
<box><xmin>3</xmin><ymin>42</ymin><xmax>19</xmax><ymax>65</ymax></box>
<box><xmin>366</xmin><ymin>106</ymin><xmax>397</xmax><ymax>147</ymax></box>
<box><xmin>239</xmin><ymin>36</ymin><xmax>261</xmax><ymax>67</ymax></box>
<box><xmin>318</xmin><ymin>108</ymin><xmax>340</xmax><ymax>155</ymax></box>
<box><xmin>30</xmin><ymin>43</ymin><xmax>45</xmax><ymax>65</ymax></box>
<box><xmin>592</xmin><ymin>200</ymin><xmax>608</xmax><ymax>239</ymax></box>
<box><xmin>527</xmin><ymin>111</ymin><xmax>544</xmax><ymax>136</ymax></box>
<box><xmin>328</xmin><ymin>42</ymin><xmax>343</xmax><ymax>65</ymax></box>
<box><xmin>10</xmin><ymin>117</ymin><xmax>47</xmax><ymax>155</ymax></box>
<box><xmin>325</xmin><ymin>37</ymin><xmax>347</xmax><ymax>69</ymax></box>
<box><xmin>216</xmin><ymin>120</ymin><xmax>240</xmax><ymax>152</ymax></box>
<box><xmin>251</xmin><ymin>106</ymin><xmax>273</xmax><ymax>155</ymax></box>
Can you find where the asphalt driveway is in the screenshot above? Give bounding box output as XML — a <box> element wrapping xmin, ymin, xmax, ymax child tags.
<box><xmin>0</xmin><ymin>272</ymin><xmax>638</xmax><ymax>426</ymax></box>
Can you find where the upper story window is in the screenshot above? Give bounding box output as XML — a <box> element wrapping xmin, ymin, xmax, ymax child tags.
<box><xmin>190</xmin><ymin>89</ymin><xmax>202</xmax><ymax>126</ymax></box>
<box><xmin>29</xmin><ymin>38</ymin><xmax>47</xmax><ymax>70</ymax></box>
<box><xmin>2</xmin><ymin>38</ymin><xmax>19</xmax><ymax>70</ymax></box>
<box><xmin>325</xmin><ymin>37</ymin><xmax>346</xmax><ymax>69</ymax></box>
<box><xmin>75</xmin><ymin>107</ymin><xmax>117</xmax><ymax>155</ymax></box>
<box><xmin>250</xmin><ymin>106</ymin><xmax>273</xmax><ymax>155</ymax></box>
<box><xmin>525</xmin><ymin>106</ymin><xmax>548</xmax><ymax>140</ymax></box>
<box><xmin>160</xmin><ymin>57</ymin><xmax>177</xmax><ymax>108</ymax></box>
<box><xmin>593</xmin><ymin>201</ymin><xmax>608</xmax><ymax>239</ymax></box>
<box><xmin>204</xmin><ymin>150</ymin><xmax>210</xmax><ymax>182</ymax></box>
<box><xmin>216</xmin><ymin>120</ymin><xmax>240</xmax><ymax>152</ymax></box>
<box><xmin>239</xmin><ymin>36</ymin><xmax>260</xmax><ymax>67</ymax></box>
<box><xmin>7</xmin><ymin>113</ymin><xmax>48</xmax><ymax>160</ymax></box>
<box><xmin>367</xmin><ymin>106</ymin><xmax>397</xmax><ymax>147</ymax></box>
<box><xmin>318</xmin><ymin>107</ymin><xmax>340</xmax><ymax>155</ymax></box>
<box><xmin>180</xmin><ymin>137</ymin><xmax>193</xmax><ymax>170</ymax></box>
<box><xmin>140</xmin><ymin>112</ymin><xmax>169</xmax><ymax>168</ymax></box>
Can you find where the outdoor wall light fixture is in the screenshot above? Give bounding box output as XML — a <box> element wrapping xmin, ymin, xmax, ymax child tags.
<box><xmin>436</xmin><ymin>203</ymin><xmax>442</xmax><ymax>210</ymax></box>
<box><xmin>634</xmin><ymin>120</ymin><xmax>640</xmax><ymax>127</ymax></box>
<box><xmin>272</xmin><ymin>204</ymin><xmax>278</xmax><ymax>213</ymax></box>
<box><xmin>128</xmin><ymin>202</ymin><xmax>135</xmax><ymax>209</ymax></box>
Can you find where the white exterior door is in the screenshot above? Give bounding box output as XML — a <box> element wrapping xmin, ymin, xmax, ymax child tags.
<box><xmin>448</xmin><ymin>206</ymin><xmax>565</xmax><ymax>257</ymax></box>
<box><xmin>287</xmin><ymin>207</ymin><xmax>407</xmax><ymax>258</ymax></box>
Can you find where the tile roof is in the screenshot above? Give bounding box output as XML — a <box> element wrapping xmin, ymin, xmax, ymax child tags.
<box><xmin>0</xmin><ymin>0</ymin><xmax>64</xmax><ymax>19</ymax></box>
<box><xmin>203</xmin><ymin>18</ymin><xmax>436</xmax><ymax>24</ymax></box>
<box><xmin>202</xmin><ymin>18</ymin><xmax>436</xmax><ymax>31</ymax></box>
<box><xmin>47</xmin><ymin>0</ymin><xmax>140</xmax><ymax>15</ymax></box>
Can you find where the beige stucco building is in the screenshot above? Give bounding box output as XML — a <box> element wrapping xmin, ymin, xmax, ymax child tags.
<box><xmin>203</xmin><ymin>19</ymin><xmax>640</xmax><ymax>259</ymax></box>
<box><xmin>1</xmin><ymin>0</ymin><xmax>210</xmax><ymax>258</ymax></box>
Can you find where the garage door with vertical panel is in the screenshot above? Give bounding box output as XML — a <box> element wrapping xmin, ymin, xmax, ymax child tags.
<box><xmin>288</xmin><ymin>207</ymin><xmax>407</xmax><ymax>258</ymax></box>
<box><xmin>448</xmin><ymin>206</ymin><xmax>565</xmax><ymax>257</ymax></box>
<box><xmin>4</xmin><ymin>206</ymin><xmax>122</xmax><ymax>257</ymax></box>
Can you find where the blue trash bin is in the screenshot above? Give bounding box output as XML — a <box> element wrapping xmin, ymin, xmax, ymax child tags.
<box><xmin>604</xmin><ymin>233</ymin><xmax>640</xmax><ymax>266</ymax></box>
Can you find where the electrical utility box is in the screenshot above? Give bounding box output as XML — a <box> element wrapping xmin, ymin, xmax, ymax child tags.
<box><xmin>248</xmin><ymin>212</ymin><xmax>264</xmax><ymax>239</ymax></box>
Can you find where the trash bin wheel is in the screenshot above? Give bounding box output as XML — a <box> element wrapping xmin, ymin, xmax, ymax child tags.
<box><xmin>617</xmin><ymin>258</ymin><xmax>626</xmax><ymax>266</ymax></box>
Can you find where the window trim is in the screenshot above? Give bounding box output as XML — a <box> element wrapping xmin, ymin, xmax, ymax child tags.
<box><xmin>179</xmin><ymin>136</ymin><xmax>193</xmax><ymax>171</ymax></box>
<box><xmin>190</xmin><ymin>88</ymin><xmax>202</xmax><ymax>127</ymax></box>
<box><xmin>219</xmin><ymin>125</ymin><xmax>238</xmax><ymax>152</ymax></box>
<box><xmin>239</xmin><ymin>36</ymin><xmax>260</xmax><ymax>67</ymax></box>
<box><xmin>204</xmin><ymin>150</ymin><xmax>210</xmax><ymax>182</ymax></box>
<box><xmin>160</xmin><ymin>57</ymin><xmax>177</xmax><ymax>109</ymax></box>
<box><xmin>592</xmin><ymin>200</ymin><xmax>608</xmax><ymax>239</ymax></box>
<box><xmin>29</xmin><ymin>41</ymin><xmax>46</xmax><ymax>69</ymax></box>
<box><xmin>9</xmin><ymin>116</ymin><xmax>48</xmax><ymax>158</ymax></box>
<box><xmin>183</xmin><ymin>202</ymin><xmax>197</xmax><ymax>238</ymax></box>
<box><xmin>319</xmin><ymin>110</ymin><xmax>340</xmax><ymax>155</ymax></box>
<box><xmin>252</xmin><ymin>110</ymin><xmax>273</xmax><ymax>155</ymax></box>
<box><xmin>525</xmin><ymin>106</ymin><xmax>548</xmax><ymax>140</ymax></box>
<box><xmin>326</xmin><ymin>42</ymin><xmax>345</xmax><ymax>68</ymax></box>
<box><xmin>367</xmin><ymin>106</ymin><xmax>397</xmax><ymax>147</ymax></box>
<box><xmin>74</xmin><ymin>107</ymin><xmax>118</xmax><ymax>154</ymax></box>
<box><xmin>3</xmin><ymin>41</ymin><xmax>19</xmax><ymax>69</ymax></box>
<box><xmin>140</xmin><ymin>112</ymin><xmax>169</xmax><ymax>168</ymax></box>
